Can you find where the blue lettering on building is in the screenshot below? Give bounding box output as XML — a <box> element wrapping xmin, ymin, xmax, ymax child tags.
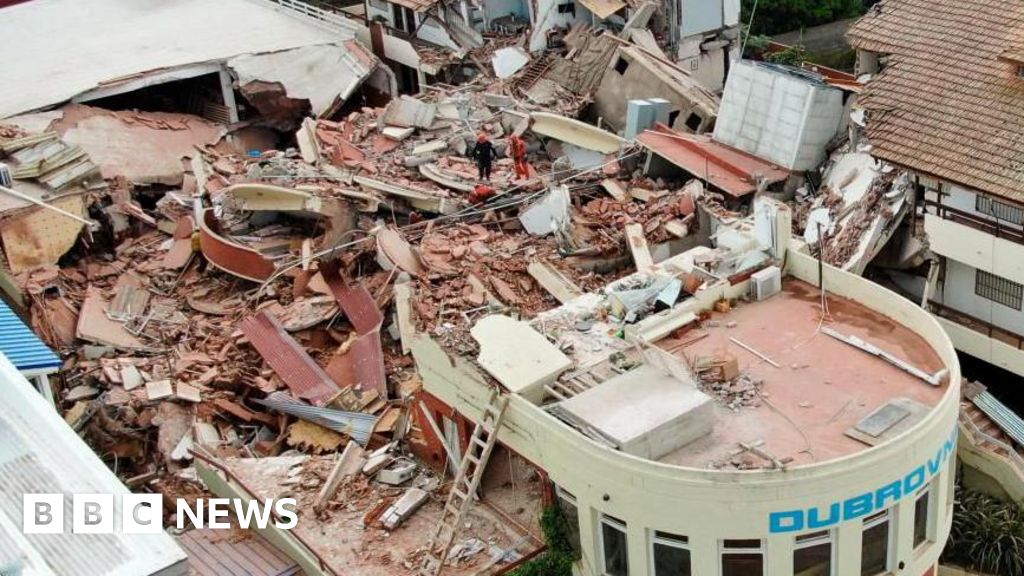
<box><xmin>769</xmin><ymin>426</ymin><xmax>957</xmax><ymax>533</ymax></box>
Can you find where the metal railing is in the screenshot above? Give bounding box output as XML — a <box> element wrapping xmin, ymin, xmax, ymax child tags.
<box><xmin>249</xmin><ymin>0</ymin><xmax>362</xmax><ymax>35</ymax></box>
<box><xmin>960</xmin><ymin>410</ymin><xmax>1024</xmax><ymax>476</ymax></box>
<box><xmin>929</xmin><ymin>300</ymin><xmax>1024</xmax><ymax>351</ymax></box>
<box><xmin>924</xmin><ymin>199</ymin><xmax>1024</xmax><ymax>245</ymax></box>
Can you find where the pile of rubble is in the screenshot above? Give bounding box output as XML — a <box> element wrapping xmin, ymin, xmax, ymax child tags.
<box><xmin>0</xmin><ymin>82</ymin><xmax>709</xmax><ymax>548</ymax></box>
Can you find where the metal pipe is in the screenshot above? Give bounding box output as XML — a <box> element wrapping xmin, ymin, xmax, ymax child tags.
<box><xmin>0</xmin><ymin>184</ymin><xmax>97</xmax><ymax>229</ymax></box>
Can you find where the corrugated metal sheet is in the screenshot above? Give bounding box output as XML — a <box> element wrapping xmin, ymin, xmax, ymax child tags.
<box><xmin>320</xmin><ymin>261</ymin><xmax>383</xmax><ymax>335</ymax></box>
<box><xmin>0</xmin><ymin>353</ymin><xmax>187</xmax><ymax>576</ymax></box>
<box><xmin>239</xmin><ymin>311</ymin><xmax>340</xmax><ymax>406</ymax></box>
<box><xmin>255</xmin><ymin>391</ymin><xmax>378</xmax><ymax>446</ymax></box>
<box><xmin>973</xmin><ymin>390</ymin><xmax>1024</xmax><ymax>448</ymax></box>
<box><xmin>0</xmin><ymin>298</ymin><xmax>60</xmax><ymax>372</ymax></box>
<box><xmin>325</xmin><ymin>329</ymin><xmax>388</xmax><ymax>398</ymax></box>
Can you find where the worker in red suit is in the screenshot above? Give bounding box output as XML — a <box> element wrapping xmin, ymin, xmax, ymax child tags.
<box><xmin>472</xmin><ymin>133</ymin><xmax>496</xmax><ymax>181</ymax></box>
<box><xmin>507</xmin><ymin>133</ymin><xmax>530</xmax><ymax>180</ymax></box>
<box><xmin>470</xmin><ymin>183</ymin><xmax>496</xmax><ymax>205</ymax></box>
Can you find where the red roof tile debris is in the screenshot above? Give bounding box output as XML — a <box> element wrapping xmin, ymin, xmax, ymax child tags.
<box><xmin>321</xmin><ymin>260</ymin><xmax>384</xmax><ymax>335</ymax></box>
<box><xmin>848</xmin><ymin>0</ymin><xmax>1024</xmax><ymax>200</ymax></box>
<box><xmin>239</xmin><ymin>311</ymin><xmax>340</xmax><ymax>406</ymax></box>
<box><xmin>326</xmin><ymin>329</ymin><xmax>388</xmax><ymax>397</ymax></box>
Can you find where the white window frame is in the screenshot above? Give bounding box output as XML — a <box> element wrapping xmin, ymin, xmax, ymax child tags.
<box><xmin>793</xmin><ymin>529</ymin><xmax>835</xmax><ymax>576</ymax></box>
<box><xmin>650</xmin><ymin>530</ymin><xmax>691</xmax><ymax>576</ymax></box>
<box><xmin>555</xmin><ymin>486</ymin><xmax>582</xmax><ymax>556</ymax></box>
<box><xmin>600</xmin><ymin>515</ymin><xmax>629</xmax><ymax>576</ymax></box>
<box><xmin>913</xmin><ymin>484</ymin><xmax>934</xmax><ymax>549</ymax></box>
<box><xmin>718</xmin><ymin>539</ymin><xmax>765</xmax><ymax>576</ymax></box>
<box><xmin>861</xmin><ymin>509</ymin><xmax>894</xmax><ymax>576</ymax></box>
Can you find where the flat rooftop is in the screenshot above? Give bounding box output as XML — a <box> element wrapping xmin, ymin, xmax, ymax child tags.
<box><xmin>654</xmin><ymin>278</ymin><xmax>946</xmax><ymax>469</ymax></box>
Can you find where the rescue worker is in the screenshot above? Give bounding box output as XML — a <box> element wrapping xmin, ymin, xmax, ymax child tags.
<box><xmin>472</xmin><ymin>132</ymin><xmax>496</xmax><ymax>180</ymax></box>
<box><xmin>470</xmin><ymin>182</ymin><xmax>496</xmax><ymax>205</ymax></box>
<box><xmin>507</xmin><ymin>132</ymin><xmax>529</xmax><ymax>180</ymax></box>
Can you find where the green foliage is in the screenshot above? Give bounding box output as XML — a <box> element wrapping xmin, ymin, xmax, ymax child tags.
<box><xmin>508</xmin><ymin>505</ymin><xmax>579</xmax><ymax>576</ymax></box>
<box><xmin>741</xmin><ymin>25</ymin><xmax>772</xmax><ymax>57</ymax></box>
<box><xmin>943</xmin><ymin>483</ymin><xmax>1024</xmax><ymax>576</ymax></box>
<box><xmin>765</xmin><ymin>43</ymin><xmax>807</xmax><ymax>66</ymax></box>
<box><xmin>741</xmin><ymin>0</ymin><xmax>867</xmax><ymax>37</ymax></box>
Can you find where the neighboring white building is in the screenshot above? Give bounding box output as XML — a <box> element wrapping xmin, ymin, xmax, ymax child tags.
<box><xmin>848</xmin><ymin>0</ymin><xmax>1024</xmax><ymax>379</ymax></box>
<box><xmin>412</xmin><ymin>199</ymin><xmax>960</xmax><ymax>576</ymax></box>
<box><xmin>0</xmin><ymin>352</ymin><xmax>188</xmax><ymax>575</ymax></box>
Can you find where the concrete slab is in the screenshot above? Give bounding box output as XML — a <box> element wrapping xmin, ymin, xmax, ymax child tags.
<box><xmin>557</xmin><ymin>364</ymin><xmax>713</xmax><ymax>460</ymax></box>
<box><xmin>472</xmin><ymin>315</ymin><xmax>571</xmax><ymax>404</ymax></box>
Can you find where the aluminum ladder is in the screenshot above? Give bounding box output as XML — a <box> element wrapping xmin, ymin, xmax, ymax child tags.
<box><xmin>420</xmin><ymin>389</ymin><xmax>509</xmax><ymax>576</ymax></box>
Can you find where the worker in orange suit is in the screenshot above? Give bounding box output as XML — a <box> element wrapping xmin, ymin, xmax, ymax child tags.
<box><xmin>470</xmin><ymin>183</ymin><xmax>496</xmax><ymax>205</ymax></box>
<box><xmin>507</xmin><ymin>133</ymin><xmax>530</xmax><ymax>180</ymax></box>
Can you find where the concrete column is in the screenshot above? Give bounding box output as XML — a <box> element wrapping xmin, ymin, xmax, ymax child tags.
<box><xmin>626</xmin><ymin>524</ymin><xmax>649</xmax><ymax>576</ymax></box>
<box><xmin>218</xmin><ymin>68</ymin><xmax>240</xmax><ymax>124</ymax></box>
<box><xmin>895</xmin><ymin>495</ymin><xmax>915</xmax><ymax>571</ymax></box>
<box><xmin>766</xmin><ymin>533</ymin><xmax>791</xmax><ymax>575</ymax></box>
<box><xmin>689</xmin><ymin>532</ymin><xmax>718</xmax><ymax>576</ymax></box>
<box><xmin>577</xmin><ymin>503</ymin><xmax>602</xmax><ymax>576</ymax></box>
<box><xmin>37</xmin><ymin>373</ymin><xmax>54</xmax><ymax>407</ymax></box>
<box><xmin>836</xmin><ymin>520</ymin><xmax>862</xmax><ymax>575</ymax></box>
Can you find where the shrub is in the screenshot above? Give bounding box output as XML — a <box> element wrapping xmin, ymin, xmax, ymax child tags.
<box><xmin>943</xmin><ymin>483</ymin><xmax>1024</xmax><ymax>576</ymax></box>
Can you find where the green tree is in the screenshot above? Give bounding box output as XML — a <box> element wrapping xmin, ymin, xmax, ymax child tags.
<box><xmin>741</xmin><ymin>0</ymin><xmax>867</xmax><ymax>36</ymax></box>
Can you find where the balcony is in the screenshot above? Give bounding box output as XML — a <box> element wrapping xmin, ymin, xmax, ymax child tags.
<box><xmin>929</xmin><ymin>300</ymin><xmax>1024</xmax><ymax>377</ymax></box>
<box><xmin>925</xmin><ymin>199</ymin><xmax>1024</xmax><ymax>245</ymax></box>
<box><xmin>924</xmin><ymin>202</ymin><xmax>1024</xmax><ymax>287</ymax></box>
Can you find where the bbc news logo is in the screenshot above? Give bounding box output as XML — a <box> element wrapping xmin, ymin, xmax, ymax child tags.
<box><xmin>23</xmin><ymin>494</ymin><xmax>298</xmax><ymax>534</ymax></box>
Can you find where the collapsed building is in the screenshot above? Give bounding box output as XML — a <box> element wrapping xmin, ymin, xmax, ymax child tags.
<box><xmin>0</xmin><ymin>0</ymin><xmax>980</xmax><ymax>575</ymax></box>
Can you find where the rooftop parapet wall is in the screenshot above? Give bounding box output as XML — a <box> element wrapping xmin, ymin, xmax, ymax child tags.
<box><xmin>412</xmin><ymin>243</ymin><xmax>960</xmax><ymax>535</ymax></box>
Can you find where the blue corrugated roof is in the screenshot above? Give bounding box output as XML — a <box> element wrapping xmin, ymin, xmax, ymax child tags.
<box><xmin>0</xmin><ymin>299</ymin><xmax>60</xmax><ymax>372</ymax></box>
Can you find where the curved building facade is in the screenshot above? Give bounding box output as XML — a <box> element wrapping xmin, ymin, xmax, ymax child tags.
<box><xmin>412</xmin><ymin>241</ymin><xmax>960</xmax><ymax>576</ymax></box>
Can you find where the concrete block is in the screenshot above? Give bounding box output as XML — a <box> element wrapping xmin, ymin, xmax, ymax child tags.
<box><xmin>377</xmin><ymin>458</ymin><xmax>417</xmax><ymax>485</ymax></box>
<box><xmin>557</xmin><ymin>363</ymin><xmax>713</xmax><ymax>460</ymax></box>
<box><xmin>647</xmin><ymin>98</ymin><xmax>671</xmax><ymax>125</ymax></box>
<box><xmin>381</xmin><ymin>487</ymin><xmax>428</xmax><ymax>530</ymax></box>
<box><xmin>624</xmin><ymin>99</ymin><xmax>655</xmax><ymax>140</ymax></box>
<box><xmin>472</xmin><ymin>315</ymin><xmax>572</xmax><ymax>404</ymax></box>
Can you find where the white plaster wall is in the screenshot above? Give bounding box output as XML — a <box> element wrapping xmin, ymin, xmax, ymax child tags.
<box><xmin>529</xmin><ymin>0</ymin><xmax>592</xmax><ymax>52</ymax></box>
<box><xmin>366</xmin><ymin>0</ymin><xmax>393</xmax><ymax>26</ymax></box>
<box><xmin>414</xmin><ymin>247</ymin><xmax>960</xmax><ymax>576</ymax></box>
<box><xmin>483</xmin><ymin>0</ymin><xmax>529</xmax><ymax>21</ymax></box>
<box><xmin>925</xmin><ymin>215</ymin><xmax>1024</xmax><ymax>287</ymax></box>
<box><xmin>713</xmin><ymin>60</ymin><xmax>843</xmax><ymax>170</ymax></box>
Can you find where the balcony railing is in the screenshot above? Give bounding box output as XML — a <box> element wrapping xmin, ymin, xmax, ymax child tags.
<box><xmin>924</xmin><ymin>199</ymin><xmax>1024</xmax><ymax>245</ymax></box>
<box><xmin>960</xmin><ymin>409</ymin><xmax>1024</xmax><ymax>477</ymax></box>
<box><xmin>929</xmin><ymin>300</ymin><xmax>1024</xmax><ymax>351</ymax></box>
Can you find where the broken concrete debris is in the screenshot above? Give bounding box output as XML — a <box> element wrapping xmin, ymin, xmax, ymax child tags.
<box><xmin>0</xmin><ymin>4</ymin><xmax>908</xmax><ymax>574</ymax></box>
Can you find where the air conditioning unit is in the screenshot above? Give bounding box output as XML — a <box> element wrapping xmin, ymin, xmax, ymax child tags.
<box><xmin>750</xmin><ymin>266</ymin><xmax>782</xmax><ymax>301</ymax></box>
<box><xmin>0</xmin><ymin>163</ymin><xmax>10</xmax><ymax>188</ymax></box>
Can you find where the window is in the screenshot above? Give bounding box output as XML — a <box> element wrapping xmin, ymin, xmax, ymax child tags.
<box><xmin>976</xmin><ymin>194</ymin><xmax>1024</xmax><ymax>224</ymax></box>
<box><xmin>652</xmin><ymin>531</ymin><xmax>691</xmax><ymax>576</ymax></box>
<box><xmin>975</xmin><ymin>269</ymin><xmax>1024</xmax><ymax>310</ymax></box>
<box><xmin>557</xmin><ymin>1</ymin><xmax>576</xmax><ymax>16</ymax></box>
<box><xmin>794</xmin><ymin>530</ymin><xmax>832</xmax><ymax>576</ymax></box>
<box><xmin>914</xmin><ymin>486</ymin><xmax>931</xmax><ymax>548</ymax></box>
<box><xmin>685</xmin><ymin>113</ymin><xmax>703</xmax><ymax>132</ymax></box>
<box><xmin>601</xmin><ymin>515</ymin><xmax>628</xmax><ymax>576</ymax></box>
<box><xmin>861</xmin><ymin>510</ymin><xmax>891</xmax><ymax>576</ymax></box>
<box><xmin>556</xmin><ymin>488</ymin><xmax>582</xmax><ymax>558</ymax></box>
<box><xmin>720</xmin><ymin>539</ymin><xmax>764</xmax><ymax>576</ymax></box>
<box><xmin>614</xmin><ymin>57</ymin><xmax>630</xmax><ymax>75</ymax></box>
